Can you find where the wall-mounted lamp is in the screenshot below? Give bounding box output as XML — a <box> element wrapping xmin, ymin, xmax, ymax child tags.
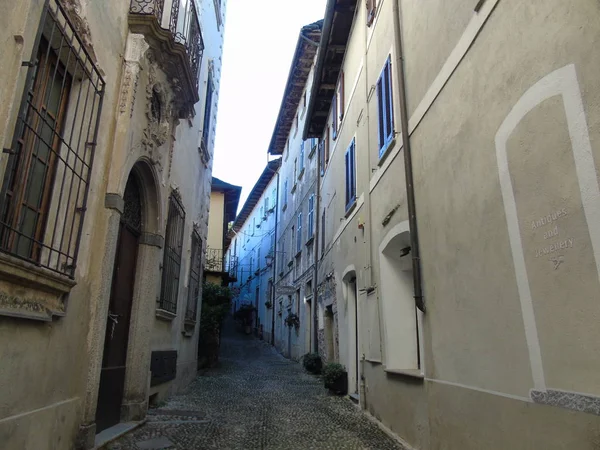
<box><xmin>399</xmin><ymin>246</ymin><xmax>411</xmax><ymax>257</ymax></box>
<box><xmin>358</xmin><ymin>217</ymin><xmax>365</xmax><ymax>230</ymax></box>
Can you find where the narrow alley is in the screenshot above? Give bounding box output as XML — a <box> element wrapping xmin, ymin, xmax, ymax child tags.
<box><xmin>107</xmin><ymin>321</ymin><xmax>404</xmax><ymax>450</ymax></box>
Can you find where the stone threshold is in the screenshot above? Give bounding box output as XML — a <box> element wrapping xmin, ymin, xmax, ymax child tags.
<box><xmin>94</xmin><ymin>420</ymin><xmax>146</xmax><ymax>449</ymax></box>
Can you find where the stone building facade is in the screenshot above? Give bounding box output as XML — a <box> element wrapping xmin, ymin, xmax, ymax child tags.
<box><xmin>0</xmin><ymin>0</ymin><xmax>225</xmax><ymax>448</ymax></box>
<box><xmin>267</xmin><ymin>21</ymin><xmax>322</xmax><ymax>360</ymax></box>
<box><xmin>228</xmin><ymin>159</ymin><xmax>280</xmax><ymax>343</ymax></box>
<box><xmin>300</xmin><ymin>0</ymin><xmax>600</xmax><ymax>449</ymax></box>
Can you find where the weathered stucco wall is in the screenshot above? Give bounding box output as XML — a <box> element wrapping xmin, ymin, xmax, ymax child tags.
<box><xmin>316</xmin><ymin>0</ymin><xmax>600</xmax><ymax>448</ymax></box>
<box><xmin>0</xmin><ymin>0</ymin><xmax>225</xmax><ymax>447</ymax></box>
<box><xmin>208</xmin><ymin>192</ymin><xmax>226</xmax><ymax>251</ymax></box>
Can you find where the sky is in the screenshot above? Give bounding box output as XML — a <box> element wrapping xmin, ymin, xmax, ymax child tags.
<box><xmin>212</xmin><ymin>0</ymin><xmax>327</xmax><ymax>211</ymax></box>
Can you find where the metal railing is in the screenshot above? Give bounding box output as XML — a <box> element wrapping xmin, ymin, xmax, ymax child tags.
<box><xmin>130</xmin><ymin>0</ymin><xmax>203</xmax><ymax>90</ymax></box>
<box><xmin>129</xmin><ymin>0</ymin><xmax>164</xmax><ymax>20</ymax></box>
<box><xmin>205</xmin><ymin>247</ymin><xmax>238</xmax><ymax>280</ymax></box>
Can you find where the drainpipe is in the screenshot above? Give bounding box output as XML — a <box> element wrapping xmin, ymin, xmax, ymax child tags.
<box><xmin>393</xmin><ymin>0</ymin><xmax>424</xmax><ymax>312</ymax></box>
<box><xmin>271</xmin><ymin>170</ymin><xmax>280</xmax><ymax>345</ymax></box>
<box><xmin>312</xmin><ymin>143</ymin><xmax>321</xmax><ymax>353</ymax></box>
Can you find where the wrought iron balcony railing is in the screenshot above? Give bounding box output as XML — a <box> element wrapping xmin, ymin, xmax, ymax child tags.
<box><xmin>204</xmin><ymin>248</ymin><xmax>238</xmax><ymax>281</ymax></box>
<box><xmin>129</xmin><ymin>0</ymin><xmax>204</xmax><ymax>115</ymax></box>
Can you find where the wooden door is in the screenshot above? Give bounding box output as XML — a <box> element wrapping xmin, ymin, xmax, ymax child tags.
<box><xmin>95</xmin><ymin>222</ymin><xmax>139</xmax><ymax>432</ymax></box>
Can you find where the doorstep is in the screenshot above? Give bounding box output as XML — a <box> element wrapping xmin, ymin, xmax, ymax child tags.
<box><xmin>94</xmin><ymin>420</ymin><xmax>147</xmax><ymax>449</ymax></box>
<box><xmin>349</xmin><ymin>393</ymin><xmax>360</xmax><ymax>404</ymax></box>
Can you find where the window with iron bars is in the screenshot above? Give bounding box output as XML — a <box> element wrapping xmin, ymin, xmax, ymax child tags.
<box><xmin>0</xmin><ymin>0</ymin><xmax>104</xmax><ymax>278</ymax></box>
<box><xmin>159</xmin><ymin>193</ymin><xmax>186</xmax><ymax>314</ymax></box>
<box><xmin>186</xmin><ymin>229</ymin><xmax>202</xmax><ymax>321</ymax></box>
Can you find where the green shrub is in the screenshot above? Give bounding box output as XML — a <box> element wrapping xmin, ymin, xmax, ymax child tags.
<box><xmin>302</xmin><ymin>353</ymin><xmax>323</xmax><ymax>374</ymax></box>
<box><xmin>322</xmin><ymin>363</ymin><xmax>346</xmax><ymax>387</ymax></box>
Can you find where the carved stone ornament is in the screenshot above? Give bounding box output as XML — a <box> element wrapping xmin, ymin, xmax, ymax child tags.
<box><xmin>58</xmin><ymin>0</ymin><xmax>98</xmax><ymax>63</ymax></box>
<box><xmin>119</xmin><ymin>35</ymin><xmax>149</xmax><ymax>116</ymax></box>
<box><xmin>139</xmin><ymin>51</ymin><xmax>174</xmax><ymax>172</ymax></box>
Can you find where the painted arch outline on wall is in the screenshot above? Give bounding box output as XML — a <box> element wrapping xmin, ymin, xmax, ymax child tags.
<box><xmin>495</xmin><ymin>64</ymin><xmax>600</xmax><ymax>401</ymax></box>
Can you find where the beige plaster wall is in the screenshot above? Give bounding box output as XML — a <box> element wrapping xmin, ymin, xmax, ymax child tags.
<box><xmin>317</xmin><ymin>0</ymin><xmax>600</xmax><ymax>448</ymax></box>
<box><xmin>0</xmin><ymin>0</ymin><xmax>129</xmax><ymax>447</ymax></box>
<box><xmin>208</xmin><ymin>192</ymin><xmax>226</xmax><ymax>250</ymax></box>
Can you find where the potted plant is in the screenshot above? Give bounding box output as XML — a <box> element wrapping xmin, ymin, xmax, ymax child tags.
<box><xmin>284</xmin><ymin>312</ymin><xmax>300</xmax><ymax>329</ymax></box>
<box><xmin>302</xmin><ymin>353</ymin><xmax>322</xmax><ymax>374</ymax></box>
<box><xmin>322</xmin><ymin>363</ymin><xmax>348</xmax><ymax>395</ymax></box>
<box><xmin>233</xmin><ymin>303</ymin><xmax>256</xmax><ymax>335</ymax></box>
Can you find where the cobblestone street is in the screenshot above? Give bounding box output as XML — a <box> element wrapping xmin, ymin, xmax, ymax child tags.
<box><xmin>107</xmin><ymin>321</ymin><xmax>405</xmax><ymax>449</ymax></box>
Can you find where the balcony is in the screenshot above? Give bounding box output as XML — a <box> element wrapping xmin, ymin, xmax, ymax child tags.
<box><xmin>204</xmin><ymin>248</ymin><xmax>238</xmax><ymax>282</ymax></box>
<box><xmin>129</xmin><ymin>0</ymin><xmax>204</xmax><ymax>117</ymax></box>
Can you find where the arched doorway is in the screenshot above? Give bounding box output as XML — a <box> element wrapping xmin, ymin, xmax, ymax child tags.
<box><xmin>343</xmin><ymin>269</ymin><xmax>359</xmax><ymax>397</ymax></box>
<box><xmin>95</xmin><ymin>174</ymin><xmax>142</xmax><ymax>432</ymax></box>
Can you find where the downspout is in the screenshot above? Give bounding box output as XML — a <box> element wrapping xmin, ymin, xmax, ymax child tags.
<box><xmin>312</xmin><ymin>144</ymin><xmax>321</xmax><ymax>353</ymax></box>
<box><xmin>271</xmin><ymin>170</ymin><xmax>280</xmax><ymax>345</ymax></box>
<box><xmin>393</xmin><ymin>0</ymin><xmax>424</xmax><ymax>312</ymax></box>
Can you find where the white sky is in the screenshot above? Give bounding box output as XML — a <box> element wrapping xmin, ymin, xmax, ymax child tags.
<box><xmin>212</xmin><ymin>0</ymin><xmax>327</xmax><ymax>211</ymax></box>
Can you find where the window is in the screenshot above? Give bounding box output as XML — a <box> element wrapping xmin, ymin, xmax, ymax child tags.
<box><xmin>280</xmin><ymin>235</ymin><xmax>286</xmax><ymax>273</ymax></box>
<box><xmin>0</xmin><ymin>0</ymin><xmax>105</xmax><ymax>277</ymax></box>
<box><xmin>186</xmin><ymin>230</ymin><xmax>202</xmax><ymax>321</ymax></box>
<box><xmin>290</xmin><ymin>226</ymin><xmax>295</xmax><ymax>261</ymax></box>
<box><xmin>320</xmin><ymin>127</ymin><xmax>330</xmax><ymax>176</ymax></box>
<box><xmin>379</xmin><ymin>225</ymin><xmax>420</xmax><ymax>371</ymax></box>
<box><xmin>306</xmin><ymin>279</ymin><xmax>313</xmax><ymax>302</ymax></box>
<box><xmin>308</xmin><ymin>137</ymin><xmax>318</xmax><ymax>158</ymax></box>
<box><xmin>307</xmin><ymin>195</ymin><xmax>315</xmax><ymax>240</ymax></box>
<box><xmin>293</xmin><ymin>158</ymin><xmax>297</xmax><ymax>182</ymax></box>
<box><xmin>345</xmin><ymin>139</ymin><xmax>357</xmax><ymax>211</ymax></box>
<box><xmin>332</xmin><ymin>72</ymin><xmax>345</xmax><ymax>140</ymax></box>
<box><xmin>321</xmin><ymin>208</ymin><xmax>326</xmax><ymax>257</ymax></box>
<box><xmin>283</xmin><ymin>179</ymin><xmax>288</xmax><ymax>207</ymax></box>
<box><xmin>296</xmin><ymin>288</ymin><xmax>301</xmax><ymax>315</ymax></box>
<box><xmin>367</xmin><ymin>0</ymin><xmax>377</xmax><ymax>26</ymax></box>
<box><xmin>264</xmin><ymin>196</ymin><xmax>269</xmax><ymax>214</ymax></box>
<box><xmin>325</xmin><ymin>127</ymin><xmax>330</xmax><ymax>170</ymax></box>
<box><xmin>296</xmin><ymin>213</ymin><xmax>302</xmax><ymax>254</ymax></box>
<box><xmin>252</xmin><ymin>217</ymin><xmax>256</xmax><ymax>235</ymax></box>
<box><xmin>202</xmin><ymin>71</ymin><xmax>214</xmax><ymax>151</ymax></box>
<box><xmin>160</xmin><ymin>193</ymin><xmax>186</xmax><ymax>313</ymax></box>
<box><xmin>377</xmin><ymin>56</ymin><xmax>394</xmax><ymax>158</ymax></box>
<box><xmin>299</xmin><ymin>142</ymin><xmax>305</xmax><ymax>175</ymax></box>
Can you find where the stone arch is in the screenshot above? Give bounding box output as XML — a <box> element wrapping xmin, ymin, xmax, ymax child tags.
<box><xmin>341</xmin><ymin>265</ymin><xmax>359</xmax><ymax>396</ymax></box>
<box><xmin>122</xmin><ymin>158</ymin><xmax>163</xmax><ymax>236</ymax></box>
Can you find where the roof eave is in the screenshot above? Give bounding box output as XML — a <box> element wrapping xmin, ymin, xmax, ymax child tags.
<box><xmin>303</xmin><ymin>0</ymin><xmax>358</xmax><ymax>139</ymax></box>
<box><xmin>267</xmin><ymin>21</ymin><xmax>323</xmax><ymax>156</ymax></box>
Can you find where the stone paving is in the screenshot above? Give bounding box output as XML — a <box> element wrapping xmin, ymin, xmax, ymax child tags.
<box><xmin>107</xmin><ymin>321</ymin><xmax>405</xmax><ymax>450</ymax></box>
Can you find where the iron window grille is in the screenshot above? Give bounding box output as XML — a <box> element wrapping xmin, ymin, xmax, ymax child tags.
<box><xmin>0</xmin><ymin>0</ymin><xmax>105</xmax><ymax>278</ymax></box>
<box><xmin>159</xmin><ymin>193</ymin><xmax>186</xmax><ymax>314</ymax></box>
<box><xmin>186</xmin><ymin>229</ymin><xmax>202</xmax><ymax>321</ymax></box>
<box><xmin>377</xmin><ymin>56</ymin><xmax>394</xmax><ymax>158</ymax></box>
